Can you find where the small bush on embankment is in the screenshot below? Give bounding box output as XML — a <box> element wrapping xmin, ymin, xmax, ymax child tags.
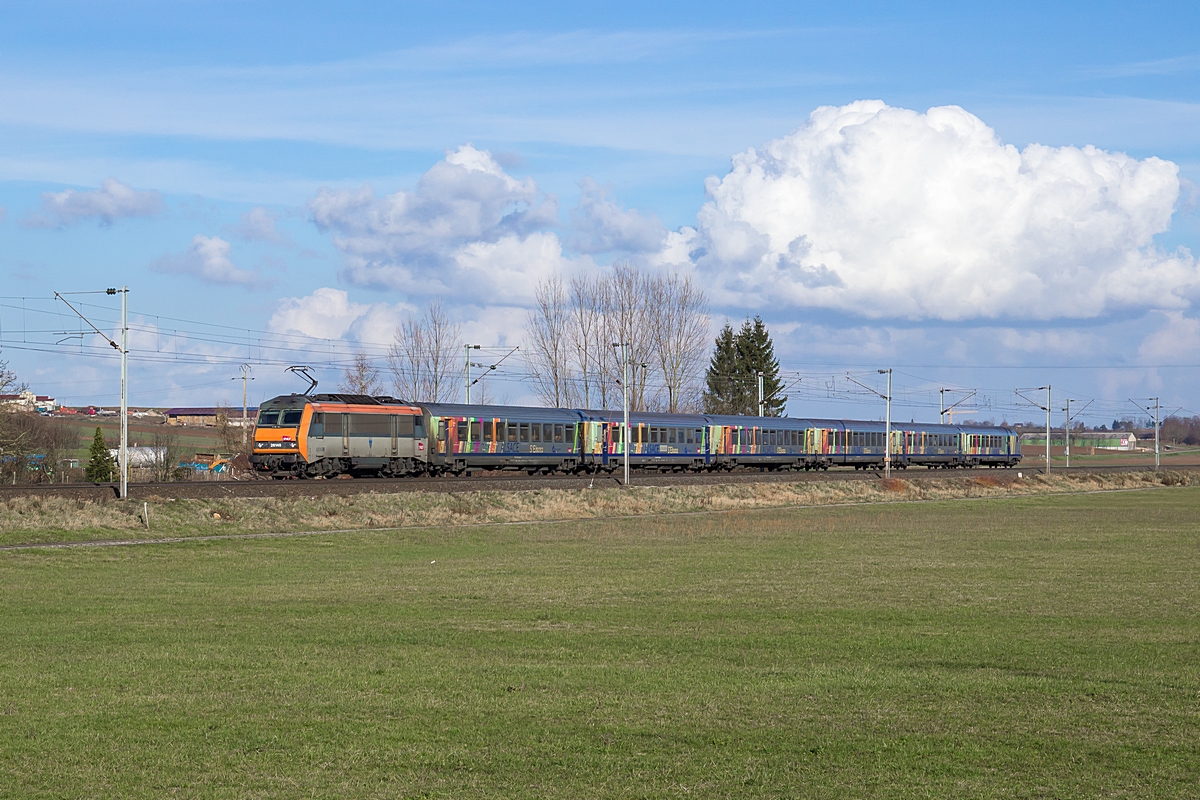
<box><xmin>0</xmin><ymin>469</ymin><xmax>1195</xmax><ymax>548</ymax></box>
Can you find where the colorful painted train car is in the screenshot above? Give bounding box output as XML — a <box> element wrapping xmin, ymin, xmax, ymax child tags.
<box><xmin>249</xmin><ymin>394</ymin><xmax>1021</xmax><ymax>478</ymax></box>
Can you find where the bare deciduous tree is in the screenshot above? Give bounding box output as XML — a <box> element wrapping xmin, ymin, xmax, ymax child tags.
<box><xmin>526</xmin><ymin>275</ymin><xmax>574</xmax><ymax>408</ymax></box>
<box><xmin>525</xmin><ymin>264</ymin><xmax>710</xmax><ymax>412</ymax></box>
<box><xmin>387</xmin><ymin>300</ymin><xmax>463</xmax><ymax>402</ymax></box>
<box><xmin>149</xmin><ymin>430</ymin><xmax>185</xmax><ymax>483</ymax></box>
<box><xmin>603</xmin><ymin>262</ymin><xmax>657</xmax><ymax>411</ymax></box>
<box><xmin>339</xmin><ymin>351</ymin><xmax>384</xmax><ymax>396</ymax></box>
<box><xmin>0</xmin><ymin>360</ymin><xmax>24</xmax><ymax>395</ymax></box>
<box><xmin>569</xmin><ymin>274</ymin><xmax>605</xmax><ymax>408</ymax></box>
<box><xmin>652</xmin><ymin>271</ymin><xmax>710</xmax><ymax>412</ymax></box>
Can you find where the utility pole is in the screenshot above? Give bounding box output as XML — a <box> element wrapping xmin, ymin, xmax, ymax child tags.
<box><xmin>1128</xmin><ymin>397</ymin><xmax>1160</xmax><ymax>470</ymax></box>
<box><xmin>940</xmin><ymin>388</ymin><xmax>946</xmax><ymax>423</ymax></box>
<box><xmin>1015</xmin><ymin>386</ymin><xmax>1051</xmax><ymax>474</ymax></box>
<box><xmin>108</xmin><ymin>287</ymin><xmax>129</xmax><ymax>499</ymax></box>
<box><xmin>1148</xmin><ymin>397</ymin><xmax>1160</xmax><ymax>470</ymax></box>
<box><xmin>1045</xmin><ymin>385</ymin><xmax>1051</xmax><ymax>474</ymax></box>
<box><xmin>882</xmin><ymin>369</ymin><xmax>892</xmax><ymax>479</ymax></box>
<box><xmin>237</xmin><ymin>364</ymin><xmax>253</xmax><ymax>445</ymax></box>
<box><xmin>464</xmin><ymin>344</ymin><xmax>480</xmax><ymax>403</ymax></box>
<box><xmin>613</xmin><ymin>342</ymin><xmax>631</xmax><ymax>485</ymax></box>
<box><xmin>757</xmin><ymin>371</ymin><xmax>765</xmax><ymax>417</ymax></box>
<box><xmin>622</xmin><ymin>343</ymin><xmax>631</xmax><ymax>486</ymax></box>
<box><xmin>845</xmin><ymin>370</ymin><xmax>892</xmax><ymax>478</ymax></box>
<box><xmin>53</xmin><ymin>287</ymin><xmax>128</xmax><ymax>497</ymax></box>
<box><xmin>940</xmin><ymin>389</ymin><xmax>976</xmax><ymax>425</ymax></box>
<box><xmin>1064</xmin><ymin>397</ymin><xmax>1070</xmax><ymax>469</ymax></box>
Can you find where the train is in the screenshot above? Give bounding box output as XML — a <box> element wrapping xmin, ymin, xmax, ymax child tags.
<box><xmin>249</xmin><ymin>393</ymin><xmax>1021</xmax><ymax>478</ymax></box>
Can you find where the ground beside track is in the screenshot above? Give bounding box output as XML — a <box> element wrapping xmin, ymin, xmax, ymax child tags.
<box><xmin>1</xmin><ymin>467</ymin><xmax>1196</xmax><ymax>549</ymax></box>
<box><xmin>3</xmin><ymin>460</ymin><xmax>1199</xmax><ymax>502</ymax></box>
<box><xmin>2</xmin><ymin>489</ymin><xmax>1198</xmax><ymax>797</ymax></box>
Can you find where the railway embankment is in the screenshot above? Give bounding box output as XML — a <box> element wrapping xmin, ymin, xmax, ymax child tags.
<box><xmin>1</xmin><ymin>468</ymin><xmax>1195</xmax><ymax>549</ymax></box>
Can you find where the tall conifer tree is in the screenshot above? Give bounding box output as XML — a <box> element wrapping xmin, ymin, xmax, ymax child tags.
<box><xmin>738</xmin><ymin>316</ymin><xmax>786</xmax><ymax>416</ymax></box>
<box><xmin>702</xmin><ymin>323</ymin><xmax>744</xmax><ymax>414</ymax></box>
<box><xmin>703</xmin><ymin>317</ymin><xmax>786</xmax><ymax>416</ymax></box>
<box><xmin>85</xmin><ymin>427</ymin><xmax>115</xmax><ymax>482</ymax></box>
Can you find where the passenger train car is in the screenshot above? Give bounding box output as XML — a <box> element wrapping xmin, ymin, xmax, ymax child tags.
<box><xmin>249</xmin><ymin>393</ymin><xmax>1020</xmax><ymax>478</ymax></box>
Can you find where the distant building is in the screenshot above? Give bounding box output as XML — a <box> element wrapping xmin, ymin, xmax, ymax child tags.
<box><xmin>0</xmin><ymin>390</ymin><xmax>57</xmax><ymax>413</ymax></box>
<box><xmin>109</xmin><ymin>447</ymin><xmax>166</xmax><ymax>467</ymax></box>
<box><xmin>1019</xmin><ymin>431</ymin><xmax>1138</xmax><ymax>451</ymax></box>
<box><xmin>165</xmin><ymin>407</ymin><xmax>254</xmax><ymax>427</ymax></box>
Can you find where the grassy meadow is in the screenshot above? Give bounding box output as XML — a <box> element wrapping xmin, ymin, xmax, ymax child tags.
<box><xmin>1</xmin><ymin>487</ymin><xmax>1198</xmax><ymax>797</ymax></box>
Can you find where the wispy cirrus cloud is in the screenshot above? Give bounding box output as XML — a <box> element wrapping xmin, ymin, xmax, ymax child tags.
<box><xmin>1080</xmin><ymin>53</ymin><xmax>1200</xmax><ymax>79</ymax></box>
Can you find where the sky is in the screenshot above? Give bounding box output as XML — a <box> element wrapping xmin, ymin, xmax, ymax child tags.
<box><xmin>1</xmin><ymin>0</ymin><xmax>1199</xmax><ymax>426</ymax></box>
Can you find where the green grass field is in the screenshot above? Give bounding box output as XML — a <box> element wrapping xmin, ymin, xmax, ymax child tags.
<box><xmin>2</xmin><ymin>489</ymin><xmax>1198</xmax><ymax>797</ymax></box>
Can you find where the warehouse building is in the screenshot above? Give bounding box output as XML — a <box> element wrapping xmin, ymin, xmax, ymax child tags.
<box><xmin>1018</xmin><ymin>431</ymin><xmax>1138</xmax><ymax>451</ymax></box>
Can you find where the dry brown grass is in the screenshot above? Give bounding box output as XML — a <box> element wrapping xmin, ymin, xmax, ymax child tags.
<box><xmin>1</xmin><ymin>469</ymin><xmax>1195</xmax><ymax>546</ymax></box>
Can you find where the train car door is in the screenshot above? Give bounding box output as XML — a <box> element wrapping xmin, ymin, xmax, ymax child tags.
<box><xmin>341</xmin><ymin>413</ymin><xmax>349</xmax><ymax>456</ymax></box>
<box><xmin>391</xmin><ymin>415</ymin><xmax>398</xmax><ymax>456</ymax></box>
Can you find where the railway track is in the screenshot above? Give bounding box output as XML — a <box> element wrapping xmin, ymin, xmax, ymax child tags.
<box><xmin>0</xmin><ymin>463</ymin><xmax>1192</xmax><ymax>502</ymax></box>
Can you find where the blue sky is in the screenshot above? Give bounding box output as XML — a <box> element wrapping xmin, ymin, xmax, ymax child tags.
<box><xmin>1</xmin><ymin>0</ymin><xmax>1199</xmax><ymax>425</ymax></box>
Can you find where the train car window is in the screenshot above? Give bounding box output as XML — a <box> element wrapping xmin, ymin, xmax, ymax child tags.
<box><xmin>257</xmin><ymin>410</ymin><xmax>280</xmax><ymax>426</ymax></box>
<box><xmin>519</xmin><ymin>423</ymin><xmax>529</xmax><ymax>442</ymax></box>
<box><xmin>348</xmin><ymin>414</ymin><xmax>391</xmax><ymax>437</ymax></box>
<box><xmin>695</xmin><ymin>429</ymin><xmax>703</xmax><ymax>445</ymax></box>
<box><xmin>613</xmin><ymin>426</ymin><xmax>622</xmax><ymax>444</ymax></box>
<box><xmin>323</xmin><ymin>413</ymin><xmax>342</xmax><ymax>435</ymax></box>
<box><xmin>282</xmin><ymin>409</ymin><xmax>304</xmax><ymax>426</ymax></box>
<box><xmin>470</xmin><ymin>420</ymin><xmax>481</xmax><ymax>441</ymax></box>
<box><xmin>565</xmin><ymin>424</ymin><xmax>575</xmax><ymax>447</ymax></box>
<box><xmin>457</xmin><ymin>421</ymin><xmax>467</xmax><ymax>442</ymax></box>
<box><xmin>685</xmin><ymin>429</ymin><xmax>693</xmax><ymax>444</ymax></box>
<box><xmin>531</xmin><ymin>424</ymin><xmax>541</xmax><ymax>442</ymax></box>
<box><xmin>398</xmin><ymin>412</ymin><xmax>417</xmax><ymax>438</ymax></box>
<box><xmin>554</xmin><ymin>424</ymin><xmax>563</xmax><ymax>443</ymax></box>
<box><xmin>543</xmin><ymin>423</ymin><xmax>552</xmax><ymax>441</ymax></box>
<box><xmin>650</xmin><ymin>428</ymin><xmax>658</xmax><ymax>443</ymax></box>
<box><xmin>667</xmin><ymin>429</ymin><xmax>675</xmax><ymax>444</ymax></box>
<box><xmin>508</xmin><ymin>423</ymin><xmax>518</xmax><ymax>442</ymax></box>
<box><xmin>483</xmin><ymin>421</ymin><xmax>493</xmax><ymax>442</ymax></box>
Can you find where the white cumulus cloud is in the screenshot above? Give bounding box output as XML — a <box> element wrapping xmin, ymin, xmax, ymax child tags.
<box><xmin>151</xmin><ymin>235</ymin><xmax>266</xmax><ymax>288</ymax></box>
<box><xmin>569</xmin><ymin>178</ymin><xmax>666</xmax><ymax>254</ymax></box>
<box><xmin>269</xmin><ymin>287</ymin><xmax>371</xmax><ymax>340</ymax></box>
<box><xmin>309</xmin><ymin>144</ymin><xmax>565</xmax><ymax>301</ymax></box>
<box><xmin>1138</xmin><ymin>311</ymin><xmax>1200</xmax><ymax>363</ymax></box>
<box><xmin>683</xmin><ymin>100</ymin><xmax>1199</xmax><ymax>321</ymax></box>
<box><xmin>21</xmin><ymin>177</ymin><xmax>162</xmax><ymax>228</ymax></box>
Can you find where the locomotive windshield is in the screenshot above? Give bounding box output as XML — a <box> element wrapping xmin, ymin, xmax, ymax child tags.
<box><xmin>257</xmin><ymin>408</ymin><xmax>304</xmax><ymax>427</ymax></box>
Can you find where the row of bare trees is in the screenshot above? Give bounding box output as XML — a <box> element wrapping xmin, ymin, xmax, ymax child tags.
<box><xmin>525</xmin><ymin>263</ymin><xmax>710</xmax><ymax>412</ymax></box>
<box><xmin>339</xmin><ymin>301</ymin><xmax>469</xmax><ymax>403</ymax></box>
<box><xmin>339</xmin><ymin>265</ymin><xmax>709</xmax><ymax>411</ymax></box>
<box><xmin>0</xmin><ymin>359</ymin><xmax>78</xmax><ymax>484</ymax></box>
